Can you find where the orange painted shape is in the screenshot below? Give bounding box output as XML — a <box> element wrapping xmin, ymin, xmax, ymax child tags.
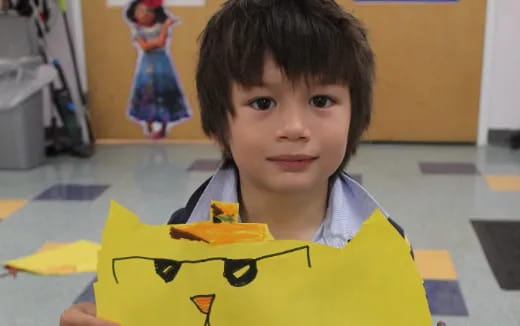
<box><xmin>210</xmin><ymin>201</ymin><xmax>239</xmax><ymax>223</ymax></box>
<box><xmin>174</xmin><ymin>222</ymin><xmax>273</xmax><ymax>245</ymax></box>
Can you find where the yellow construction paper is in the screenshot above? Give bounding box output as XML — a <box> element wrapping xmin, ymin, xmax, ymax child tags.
<box><xmin>95</xmin><ymin>201</ymin><xmax>432</xmax><ymax>326</ymax></box>
<box><xmin>35</xmin><ymin>242</ymin><xmax>69</xmax><ymax>254</ymax></box>
<box><xmin>5</xmin><ymin>240</ymin><xmax>100</xmax><ymax>275</ymax></box>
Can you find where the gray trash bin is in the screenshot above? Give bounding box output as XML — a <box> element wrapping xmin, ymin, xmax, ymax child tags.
<box><xmin>0</xmin><ymin>57</ymin><xmax>55</xmax><ymax>169</ymax></box>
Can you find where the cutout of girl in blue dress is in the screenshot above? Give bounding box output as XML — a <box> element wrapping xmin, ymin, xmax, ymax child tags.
<box><xmin>126</xmin><ymin>0</ymin><xmax>191</xmax><ymax>139</ymax></box>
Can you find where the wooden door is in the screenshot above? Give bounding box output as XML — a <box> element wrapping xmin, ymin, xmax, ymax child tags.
<box><xmin>343</xmin><ymin>0</ymin><xmax>486</xmax><ymax>142</ymax></box>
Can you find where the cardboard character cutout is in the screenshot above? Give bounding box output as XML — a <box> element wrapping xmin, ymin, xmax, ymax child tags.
<box><xmin>125</xmin><ymin>0</ymin><xmax>191</xmax><ymax>139</ymax></box>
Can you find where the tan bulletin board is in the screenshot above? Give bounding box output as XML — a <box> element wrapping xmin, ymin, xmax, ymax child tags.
<box><xmin>82</xmin><ymin>0</ymin><xmax>486</xmax><ymax>142</ymax></box>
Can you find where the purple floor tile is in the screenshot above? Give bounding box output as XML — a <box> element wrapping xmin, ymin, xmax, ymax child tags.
<box><xmin>424</xmin><ymin>280</ymin><xmax>469</xmax><ymax>316</ymax></box>
<box><xmin>419</xmin><ymin>162</ymin><xmax>480</xmax><ymax>175</ymax></box>
<box><xmin>188</xmin><ymin>159</ymin><xmax>221</xmax><ymax>172</ymax></box>
<box><xmin>35</xmin><ymin>184</ymin><xmax>110</xmax><ymax>201</ymax></box>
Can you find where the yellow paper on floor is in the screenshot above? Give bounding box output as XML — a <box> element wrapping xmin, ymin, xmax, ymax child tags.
<box><xmin>5</xmin><ymin>240</ymin><xmax>100</xmax><ymax>275</ymax></box>
<box><xmin>94</xmin><ymin>202</ymin><xmax>432</xmax><ymax>326</ymax></box>
<box><xmin>36</xmin><ymin>242</ymin><xmax>69</xmax><ymax>254</ymax></box>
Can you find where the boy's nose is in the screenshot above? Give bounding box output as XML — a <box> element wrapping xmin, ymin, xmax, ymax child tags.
<box><xmin>276</xmin><ymin>108</ymin><xmax>310</xmax><ymax>142</ymax></box>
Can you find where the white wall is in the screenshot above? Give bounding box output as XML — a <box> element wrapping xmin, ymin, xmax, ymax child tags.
<box><xmin>67</xmin><ymin>0</ymin><xmax>88</xmax><ymax>93</ymax></box>
<box><xmin>478</xmin><ymin>0</ymin><xmax>520</xmax><ymax>145</ymax></box>
<box><xmin>487</xmin><ymin>0</ymin><xmax>520</xmax><ymax>129</ymax></box>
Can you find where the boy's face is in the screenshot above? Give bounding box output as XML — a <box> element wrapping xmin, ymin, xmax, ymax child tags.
<box><xmin>228</xmin><ymin>56</ymin><xmax>351</xmax><ymax>194</ymax></box>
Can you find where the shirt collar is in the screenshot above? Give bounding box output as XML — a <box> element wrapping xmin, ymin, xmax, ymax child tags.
<box><xmin>187</xmin><ymin>166</ymin><xmax>387</xmax><ymax>248</ymax></box>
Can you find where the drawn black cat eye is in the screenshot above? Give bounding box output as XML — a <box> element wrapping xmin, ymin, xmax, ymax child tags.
<box><xmin>223</xmin><ymin>259</ymin><xmax>257</xmax><ymax>287</ymax></box>
<box><xmin>154</xmin><ymin>259</ymin><xmax>182</xmax><ymax>283</ymax></box>
<box><xmin>112</xmin><ymin>245</ymin><xmax>311</xmax><ymax>287</ymax></box>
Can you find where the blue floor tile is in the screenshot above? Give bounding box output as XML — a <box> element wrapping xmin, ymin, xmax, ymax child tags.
<box><xmin>424</xmin><ymin>280</ymin><xmax>469</xmax><ymax>316</ymax></box>
<box><xmin>34</xmin><ymin>184</ymin><xmax>110</xmax><ymax>201</ymax></box>
<box><xmin>419</xmin><ymin>162</ymin><xmax>480</xmax><ymax>175</ymax></box>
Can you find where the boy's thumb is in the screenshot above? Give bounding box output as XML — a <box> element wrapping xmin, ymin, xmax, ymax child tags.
<box><xmin>61</xmin><ymin>302</ymin><xmax>120</xmax><ymax>326</ymax></box>
<box><xmin>75</xmin><ymin>302</ymin><xmax>97</xmax><ymax>316</ymax></box>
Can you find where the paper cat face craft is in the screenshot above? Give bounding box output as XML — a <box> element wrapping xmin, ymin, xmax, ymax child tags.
<box><xmin>94</xmin><ymin>201</ymin><xmax>432</xmax><ymax>326</ymax></box>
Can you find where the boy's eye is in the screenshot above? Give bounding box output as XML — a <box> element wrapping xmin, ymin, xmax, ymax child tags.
<box><xmin>310</xmin><ymin>95</ymin><xmax>334</xmax><ymax>108</ymax></box>
<box><xmin>249</xmin><ymin>97</ymin><xmax>276</xmax><ymax>111</ymax></box>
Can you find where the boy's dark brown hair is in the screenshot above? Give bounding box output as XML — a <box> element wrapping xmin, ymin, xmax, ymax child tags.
<box><xmin>196</xmin><ymin>0</ymin><xmax>375</xmax><ymax>174</ymax></box>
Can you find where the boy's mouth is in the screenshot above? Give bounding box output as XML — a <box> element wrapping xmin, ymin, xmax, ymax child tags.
<box><xmin>267</xmin><ymin>155</ymin><xmax>318</xmax><ymax>161</ymax></box>
<box><xmin>266</xmin><ymin>155</ymin><xmax>318</xmax><ymax>171</ymax></box>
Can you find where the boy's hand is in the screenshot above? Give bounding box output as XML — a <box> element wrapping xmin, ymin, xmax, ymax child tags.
<box><xmin>60</xmin><ymin>302</ymin><xmax>119</xmax><ymax>326</ymax></box>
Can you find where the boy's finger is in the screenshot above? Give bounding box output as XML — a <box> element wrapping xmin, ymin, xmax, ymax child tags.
<box><xmin>61</xmin><ymin>303</ymin><xmax>119</xmax><ymax>326</ymax></box>
<box><xmin>74</xmin><ymin>302</ymin><xmax>97</xmax><ymax>316</ymax></box>
<box><xmin>61</xmin><ymin>313</ymin><xmax>119</xmax><ymax>326</ymax></box>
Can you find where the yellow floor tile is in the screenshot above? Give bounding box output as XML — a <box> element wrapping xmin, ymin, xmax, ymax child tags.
<box><xmin>414</xmin><ymin>250</ymin><xmax>457</xmax><ymax>280</ymax></box>
<box><xmin>486</xmin><ymin>175</ymin><xmax>520</xmax><ymax>192</ymax></box>
<box><xmin>0</xmin><ymin>200</ymin><xmax>28</xmax><ymax>220</ymax></box>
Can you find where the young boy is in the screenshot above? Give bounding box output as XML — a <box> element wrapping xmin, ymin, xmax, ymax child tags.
<box><xmin>61</xmin><ymin>0</ymin><xmax>406</xmax><ymax>325</ymax></box>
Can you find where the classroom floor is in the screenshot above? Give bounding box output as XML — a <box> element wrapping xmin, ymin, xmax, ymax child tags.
<box><xmin>0</xmin><ymin>143</ymin><xmax>519</xmax><ymax>326</ymax></box>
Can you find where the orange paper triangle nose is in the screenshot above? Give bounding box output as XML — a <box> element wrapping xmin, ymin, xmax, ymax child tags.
<box><xmin>191</xmin><ymin>294</ymin><xmax>215</xmax><ymax>314</ymax></box>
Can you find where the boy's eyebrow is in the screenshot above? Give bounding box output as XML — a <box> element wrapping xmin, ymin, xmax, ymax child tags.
<box><xmin>238</xmin><ymin>80</ymin><xmax>347</xmax><ymax>92</ymax></box>
<box><xmin>237</xmin><ymin>80</ymin><xmax>275</xmax><ymax>89</ymax></box>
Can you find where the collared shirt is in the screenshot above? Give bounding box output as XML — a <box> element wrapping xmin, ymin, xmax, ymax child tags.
<box><xmin>186</xmin><ymin>167</ymin><xmax>390</xmax><ymax>248</ymax></box>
